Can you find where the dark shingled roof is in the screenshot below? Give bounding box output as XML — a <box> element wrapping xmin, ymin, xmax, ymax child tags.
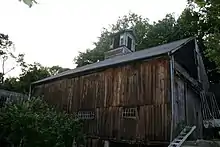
<box><xmin>32</xmin><ymin>37</ymin><xmax>194</xmax><ymax>85</ymax></box>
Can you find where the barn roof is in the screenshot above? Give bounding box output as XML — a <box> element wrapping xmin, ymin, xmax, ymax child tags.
<box><xmin>32</xmin><ymin>37</ymin><xmax>194</xmax><ymax>85</ymax></box>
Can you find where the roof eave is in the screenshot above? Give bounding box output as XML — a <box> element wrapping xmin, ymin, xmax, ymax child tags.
<box><xmin>31</xmin><ymin>53</ymin><xmax>169</xmax><ymax>85</ymax></box>
<box><xmin>170</xmin><ymin>37</ymin><xmax>195</xmax><ymax>54</ymax></box>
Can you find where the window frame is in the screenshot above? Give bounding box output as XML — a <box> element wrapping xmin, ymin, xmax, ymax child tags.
<box><xmin>127</xmin><ymin>36</ymin><xmax>132</xmax><ymax>50</ymax></box>
<box><xmin>120</xmin><ymin>35</ymin><xmax>124</xmax><ymax>46</ymax></box>
<box><xmin>77</xmin><ymin>110</ymin><xmax>95</xmax><ymax>120</ymax></box>
<box><xmin>122</xmin><ymin>107</ymin><xmax>137</xmax><ymax>119</ymax></box>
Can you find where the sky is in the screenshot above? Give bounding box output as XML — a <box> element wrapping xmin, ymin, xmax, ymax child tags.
<box><xmin>0</xmin><ymin>0</ymin><xmax>187</xmax><ymax>77</ymax></box>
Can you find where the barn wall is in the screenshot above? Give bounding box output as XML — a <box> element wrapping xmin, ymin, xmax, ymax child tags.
<box><xmin>32</xmin><ymin>58</ymin><xmax>171</xmax><ymax>143</ymax></box>
<box><xmin>173</xmin><ymin>75</ymin><xmax>186</xmax><ymax>136</ymax></box>
<box><xmin>185</xmin><ymin>86</ymin><xmax>203</xmax><ymax>139</ymax></box>
<box><xmin>173</xmin><ymin>73</ymin><xmax>203</xmax><ymax>139</ymax></box>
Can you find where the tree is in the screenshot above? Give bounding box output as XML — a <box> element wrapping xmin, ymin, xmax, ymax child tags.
<box><xmin>0</xmin><ymin>98</ymin><xmax>85</xmax><ymax>147</ymax></box>
<box><xmin>18</xmin><ymin>62</ymin><xmax>51</xmax><ymax>93</ymax></box>
<box><xmin>2</xmin><ymin>60</ymin><xmax>70</xmax><ymax>94</ymax></box>
<box><xmin>186</xmin><ymin>0</ymin><xmax>220</xmax><ymax>82</ymax></box>
<box><xmin>74</xmin><ymin>13</ymin><xmax>190</xmax><ymax>67</ymax></box>
<box><xmin>0</xmin><ymin>77</ymin><xmax>20</xmax><ymax>92</ymax></box>
<box><xmin>192</xmin><ymin>0</ymin><xmax>220</xmax><ymax>69</ymax></box>
<box><xmin>48</xmin><ymin>66</ymin><xmax>70</xmax><ymax>76</ymax></box>
<box><xmin>74</xmin><ymin>13</ymin><xmax>151</xmax><ymax>67</ymax></box>
<box><xmin>0</xmin><ymin>34</ymin><xmax>23</xmax><ymax>84</ymax></box>
<box><xmin>18</xmin><ymin>63</ymin><xmax>70</xmax><ymax>93</ymax></box>
<box><xmin>0</xmin><ymin>34</ymin><xmax>13</xmax><ymax>83</ymax></box>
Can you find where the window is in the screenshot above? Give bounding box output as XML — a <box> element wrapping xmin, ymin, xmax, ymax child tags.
<box><xmin>113</xmin><ymin>35</ymin><xmax>120</xmax><ymax>48</ymax></box>
<box><xmin>122</xmin><ymin>107</ymin><xmax>137</xmax><ymax>118</ymax></box>
<box><xmin>127</xmin><ymin>36</ymin><xmax>132</xmax><ymax>50</ymax></box>
<box><xmin>77</xmin><ymin>111</ymin><xmax>95</xmax><ymax>120</ymax></box>
<box><xmin>120</xmin><ymin>35</ymin><xmax>124</xmax><ymax>46</ymax></box>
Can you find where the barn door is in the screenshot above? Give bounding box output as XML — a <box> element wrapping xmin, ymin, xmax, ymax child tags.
<box><xmin>173</xmin><ymin>76</ymin><xmax>186</xmax><ymax>135</ymax></box>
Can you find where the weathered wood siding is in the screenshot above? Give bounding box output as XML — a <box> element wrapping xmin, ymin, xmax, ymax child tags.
<box><xmin>185</xmin><ymin>86</ymin><xmax>203</xmax><ymax>139</ymax></box>
<box><xmin>32</xmin><ymin>58</ymin><xmax>171</xmax><ymax>142</ymax></box>
<box><xmin>173</xmin><ymin>76</ymin><xmax>186</xmax><ymax>136</ymax></box>
<box><xmin>173</xmin><ymin>73</ymin><xmax>203</xmax><ymax>139</ymax></box>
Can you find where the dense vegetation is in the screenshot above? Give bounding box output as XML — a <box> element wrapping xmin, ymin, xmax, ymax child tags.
<box><xmin>0</xmin><ymin>98</ymin><xmax>85</xmax><ymax>147</ymax></box>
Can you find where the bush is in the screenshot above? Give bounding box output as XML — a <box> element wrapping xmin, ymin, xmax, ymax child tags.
<box><xmin>0</xmin><ymin>98</ymin><xmax>85</xmax><ymax>147</ymax></box>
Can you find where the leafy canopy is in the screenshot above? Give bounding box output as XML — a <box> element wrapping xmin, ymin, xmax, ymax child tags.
<box><xmin>188</xmin><ymin>0</ymin><xmax>220</xmax><ymax>70</ymax></box>
<box><xmin>1</xmin><ymin>61</ymin><xmax>70</xmax><ymax>94</ymax></box>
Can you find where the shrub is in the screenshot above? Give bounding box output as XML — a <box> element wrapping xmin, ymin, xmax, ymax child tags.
<box><xmin>0</xmin><ymin>98</ymin><xmax>85</xmax><ymax>147</ymax></box>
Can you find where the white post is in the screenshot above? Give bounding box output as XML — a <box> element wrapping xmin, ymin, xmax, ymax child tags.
<box><xmin>169</xmin><ymin>54</ymin><xmax>175</xmax><ymax>142</ymax></box>
<box><xmin>104</xmin><ymin>140</ymin><xmax>109</xmax><ymax>147</ymax></box>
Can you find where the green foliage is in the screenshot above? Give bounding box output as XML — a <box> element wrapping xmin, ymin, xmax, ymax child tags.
<box><xmin>19</xmin><ymin>0</ymin><xmax>38</xmax><ymax>7</ymax></box>
<box><xmin>0</xmin><ymin>98</ymin><xmax>85</xmax><ymax>147</ymax></box>
<box><xmin>0</xmin><ymin>62</ymin><xmax>50</xmax><ymax>93</ymax></box>
<box><xmin>74</xmin><ymin>12</ymin><xmax>196</xmax><ymax>67</ymax></box>
<box><xmin>1</xmin><ymin>61</ymin><xmax>70</xmax><ymax>94</ymax></box>
<box><xmin>187</xmin><ymin>0</ymin><xmax>220</xmax><ymax>66</ymax></box>
<box><xmin>186</xmin><ymin>0</ymin><xmax>220</xmax><ymax>82</ymax></box>
<box><xmin>48</xmin><ymin>66</ymin><xmax>70</xmax><ymax>76</ymax></box>
<box><xmin>0</xmin><ymin>43</ymin><xmax>71</xmax><ymax>93</ymax></box>
<box><xmin>1</xmin><ymin>78</ymin><xmax>20</xmax><ymax>92</ymax></box>
<box><xmin>19</xmin><ymin>63</ymin><xmax>51</xmax><ymax>93</ymax></box>
<box><xmin>205</xmin><ymin>33</ymin><xmax>220</xmax><ymax>70</ymax></box>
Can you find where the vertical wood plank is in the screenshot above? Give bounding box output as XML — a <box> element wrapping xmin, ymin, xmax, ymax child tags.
<box><xmin>33</xmin><ymin>58</ymin><xmax>171</xmax><ymax>143</ymax></box>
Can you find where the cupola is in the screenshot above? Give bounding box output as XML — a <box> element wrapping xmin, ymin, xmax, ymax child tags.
<box><xmin>105</xmin><ymin>29</ymin><xmax>136</xmax><ymax>59</ymax></box>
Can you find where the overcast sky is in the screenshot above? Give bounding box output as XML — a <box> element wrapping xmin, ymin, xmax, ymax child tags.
<box><xmin>0</xmin><ymin>0</ymin><xmax>187</xmax><ymax>77</ymax></box>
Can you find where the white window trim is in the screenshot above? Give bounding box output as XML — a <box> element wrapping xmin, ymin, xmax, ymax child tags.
<box><xmin>77</xmin><ymin>111</ymin><xmax>95</xmax><ymax>120</ymax></box>
<box><xmin>122</xmin><ymin>107</ymin><xmax>137</xmax><ymax>119</ymax></box>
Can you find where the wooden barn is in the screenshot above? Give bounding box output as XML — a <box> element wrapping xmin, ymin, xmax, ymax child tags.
<box><xmin>30</xmin><ymin>30</ymin><xmax>210</xmax><ymax>146</ymax></box>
